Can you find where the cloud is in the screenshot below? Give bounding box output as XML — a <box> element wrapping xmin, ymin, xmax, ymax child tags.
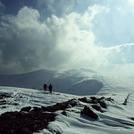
<box><xmin>0</xmin><ymin>1</ymin><xmax>5</xmax><ymax>15</ymax></box>
<box><xmin>90</xmin><ymin>0</ymin><xmax>134</xmax><ymax>46</ymax></box>
<box><xmin>0</xmin><ymin>5</ymin><xmax>111</xmax><ymax>74</ymax></box>
<box><xmin>37</xmin><ymin>0</ymin><xmax>77</xmax><ymax>17</ymax></box>
<box><xmin>0</xmin><ymin>0</ymin><xmax>134</xmax><ymax>79</ymax></box>
<box><xmin>0</xmin><ymin>7</ymin><xmax>67</xmax><ymax>73</ymax></box>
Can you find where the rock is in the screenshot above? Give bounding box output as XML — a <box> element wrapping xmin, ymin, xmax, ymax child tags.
<box><xmin>0</xmin><ymin>108</ymin><xmax>56</xmax><ymax>134</ymax></box>
<box><xmin>11</xmin><ymin>102</ymin><xmax>19</xmax><ymax>106</ymax></box>
<box><xmin>90</xmin><ymin>96</ymin><xmax>98</xmax><ymax>104</ymax></box>
<box><xmin>33</xmin><ymin>107</ymin><xmax>42</xmax><ymax>111</ymax></box>
<box><xmin>98</xmin><ymin>97</ymin><xmax>105</xmax><ymax>101</ymax></box>
<box><xmin>0</xmin><ymin>100</ymin><xmax>6</xmax><ymax>105</ymax></box>
<box><xmin>61</xmin><ymin>110</ymin><xmax>68</xmax><ymax>116</ymax></box>
<box><xmin>68</xmin><ymin>99</ymin><xmax>78</xmax><ymax>107</ymax></box>
<box><xmin>99</xmin><ymin>100</ymin><xmax>107</xmax><ymax>109</ymax></box>
<box><xmin>21</xmin><ymin>106</ymin><xmax>32</xmax><ymax>112</ymax></box>
<box><xmin>129</xmin><ymin>117</ymin><xmax>134</xmax><ymax>121</ymax></box>
<box><xmin>90</xmin><ymin>96</ymin><xmax>97</xmax><ymax>100</ymax></box>
<box><xmin>106</xmin><ymin>97</ymin><xmax>114</xmax><ymax>102</ymax></box>
<box><xmin>78</xmin><ymin>97</ymin><xmax>92</xmax><ymax>103</ymax></box>
<box><xmin>91</xmin><ymin>104</ymin><xmax>104</xmax><ymax>112</ymax></box>
<box><xmin>1</xmin><ymin>106</ymin><xmax>6</xmax><ymax>109</ymax></box>
<box><xmin>0</xmin><ymin>92</ymin><xmax>11</xmax><ymax>99</ymax></box>
<box><xmin>81</xmin><ymin>106</ymin><xmax>99</xmax><ymax>120</ymax></box>
<box><xmin>42</xmin><ymin>99</ymin><xmax>78</xmax><ymax>112</ymax></box>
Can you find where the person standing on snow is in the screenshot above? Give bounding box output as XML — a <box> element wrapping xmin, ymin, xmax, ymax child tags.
<box><xmin>48</xmin><ymin>84</ymin><xmax>53</xmax><ymax>94</ymax></box>
<box><xmin>43</xmin><ymin>83</ymin><xmax>48</xmax><ymax>91</ymax></box>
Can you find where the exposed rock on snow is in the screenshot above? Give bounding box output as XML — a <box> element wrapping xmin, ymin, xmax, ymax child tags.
<box><xmin>0</xmin><ymin>92</ymin><xmax>11</xmax><ymax>99</ymax></box>
<box><xmin>41</xmin><ymin>99</ymin><xmax>78</xmax><ymax>112</ymax></box>
<box><xmin>21</xmin><ymin>106</ymin><xmax>32</xmax><ymax>113</ymax></box>
<box><xmin>78</xmin><ymin>97</ymin><xmax>92</xmax><ymax>103</ymax></box>
<box><xmin>0</xmin><ymin>110</ymin><xmax>56</xmax><ymax>134</ymax></box>
<box><xmin>91</xmin><ymin>104</ymin><xmax>104</xmax><ymax>113</ymax></box>
<box><xmin>81</xmin><ymin>105</ymin><xmax>99</xmax><ymax>120</ymax></box>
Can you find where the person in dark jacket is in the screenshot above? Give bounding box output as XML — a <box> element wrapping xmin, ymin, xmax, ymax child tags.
<box><xmin>43</xmin><ymin>83</ymin><xmax>48</xmax><ymax>91</ymax></box>
<box><xmin>48</xmin><ymin>84</ymin><xmax>53</xmax><ymax>94</ymax></box>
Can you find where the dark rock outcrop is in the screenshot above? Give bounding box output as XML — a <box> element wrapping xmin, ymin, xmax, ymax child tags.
<box><xmin>41</xmin><ymin>99</ymin><xmax>78</xmax><ymax>112</ymax></box>
<box><xmin>21</xmin><ymin>106</ymin><xmax>32</xmax><ymax>113</ymax></box>
<box><xmin>78</xmin><ymin>97</ymin><xmax>92</xmax><ymax>103</ymax></box>
<box><xmin>0</xmin><ymin>96</ymin><xmax>113</xmax><ymax>134</ymax></box>
<box><xmin>0</xmin><ymin>92</ymin><xmax>11</xmax><ymax>100</ymax></box>
<box><xmin>79</xmin><ymin>96</ymin><xmax>108</xmax><ymax>109</ymax></box>
<box><xmin>91</xmin><ymin>104</ymin><xmax>104</xmax><ymax>113</ymax></box>
<box><xmin>81</xmin><ymin>106</ymin><xmax>99</xmax><ymax>120</ymax></box>
<box><xmin>99</xmin><ymin>100</ymin><xmax>107</xmax><ymax>109</ymax></box>
<box><xmin>61</xmin><ymin>110</ymin><xmax>68</xmax><ymax>116</ymax></box>
<box><xmin>106</xmin><ymin>97</ymin><xmax>114</xmax><ymax>102</ymax></box>
<box><xmin>0</xmin><ymin>98</ymin><xmax>80</xmax><ymax>134</ymax></box>
<box><xmin>0</xmin><ymin>100</ymin><xmax>6</xmax><ymax>105</ymax></box>
<box><xmin>0</xmin><ymin>109</ymin><xmax>56</xmax><ymax>134</ymax></box>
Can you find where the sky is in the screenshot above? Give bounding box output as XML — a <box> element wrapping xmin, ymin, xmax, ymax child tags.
<box><xmin>0</xmin><ymin>0</ymin><xmax>134</xmax><ymax>79</ymax></box>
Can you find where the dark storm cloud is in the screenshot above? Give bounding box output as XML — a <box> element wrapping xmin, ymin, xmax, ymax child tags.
<box><xmin>0</xmin><ymin>1</ymin><xmax>5</xmax><ymax>15</ymax></box>
<box><xmin>0</xmin><ymin>6</ymin><xmax>71</xmax><ymax>74</ymax></box>
<box><xmin>37</xmin><ymin>0</ymin><xmax>77</xmax><ymax>17</ymax></box>
<box><xmin>0</xmin><ymin>0</ymin><xmax>80</xmax><ymax>74</ymax></box>
<box><xmin>1</xmin><ymin>0</ymin><xmax>77</xmax><ymax>17</ymax></box>
<box><xmin>0</xmin><ymin>0</ymin><xmax>75</xmax><ymax>74</ymax></box>
<box><xmin>1</xmin><ymin>0</ymin><xmax>37</xmax><ymax>15</ymax></box>
<box><xmin>0</xmin><ymin>0</ymin><xmax>134</xmax><ymax>75</ymax></box>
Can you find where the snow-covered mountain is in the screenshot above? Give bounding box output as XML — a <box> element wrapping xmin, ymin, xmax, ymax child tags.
<box><xmin>0</xmin><ymin>68</ymin><xmax>132</xmax><ymax>95</ymax></box>
<box><xmin>0</xmin><ymin>69</ymin><xmax>110</xmax><ymax>95</ymax></box>
<box><xmin>0</xmin><ymin>87</ymin><xmax>134</xmax><ymax>134</ymax></box>
<box><xmin>0</xmin><ymin>69</ymin><xmax>55</xmax><ymax>89</ymax></box>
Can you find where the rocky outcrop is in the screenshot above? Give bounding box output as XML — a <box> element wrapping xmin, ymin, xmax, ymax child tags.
<box><xmin>91</xmin><ymin>104</ymin><xmax>104</xmax><ymax>113</ymax></box>
<box><xmin>0</xmin><ymin>96</ymin><xmax>113</xmax><ymax>134</ymax></box>
<box><xmin>0</xmin><ymin>110</ymin><xmax>56</xmax><ymax>134</ymax></box>
<box><xmin>78</xmin><ymin>97</ymin><xmax>92</xmax><ymax>103</ymax></box>
<box><xmin>79</xmin><ymin>96</ymin><xmax>109</xmax><ymax>109</ymax></box>
<box><xmin>0</xmin><ymin>92</ymin><xmax>11</xmax><ymax>100</ymax></box>
<box><xmin>41</xmin><ymin>99</ymin><xmax>78</xmax><ymax>112</ymax></box>
<box><xmin>0</xmin><ymin>98</ymin><xmax>79</xmax><ymax>134</ymax></box>
<box><xmin>81</xmin><ymin>106</ymin><xmax>99</xmax><ymax>120</ymax></box>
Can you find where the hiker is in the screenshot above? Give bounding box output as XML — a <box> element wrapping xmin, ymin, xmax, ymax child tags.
<box><xmin>43</xmin><ymin>83</ymin><xmax>48</xmax><ymax>91</ymax></box>
<box><xmin>48</xmin><ymin>84</ymin><xmax>53</xmax><ymax>94</ymax></box>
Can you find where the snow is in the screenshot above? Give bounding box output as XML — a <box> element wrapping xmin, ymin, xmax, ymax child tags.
<box><xmin>1</xmin><ymin>86</ymin><xmax>134</xmax><ymax>134</ymax></box>
<box><xmin>0</xmin><ymin>86</ymin><xmax>76</xmax><ymax>114</ymax></box>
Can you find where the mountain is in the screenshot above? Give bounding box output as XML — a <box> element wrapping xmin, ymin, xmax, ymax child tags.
<box><xmin>0</xmin><ymin>69</ymin><xmax>55</xmax><ymax>89</ymax></box>
<box><xmin>0</xmin><ymin>69</ymin><xmax>106</xmax><ymax>95</ymax></box>
<box><xmin>69</xmin><ymin>79</ymin><xmax>103</xmax><ymax>95</ymax></box>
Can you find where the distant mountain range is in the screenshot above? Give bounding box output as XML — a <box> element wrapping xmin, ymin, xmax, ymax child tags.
<box><xmin>0</xmin><ymin>69</ymin><xmax>111</xmax><ymax>95</ymax></box>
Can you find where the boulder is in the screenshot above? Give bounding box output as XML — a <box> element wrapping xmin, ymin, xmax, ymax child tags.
<box><xmin>61</xmin><ymin>110</ymin><xmax>68</xmax><ymax>116</ymax></box>
<box><xmin>91</xmin><ymin>104</ymin><xmax>104</xmax><ymax>113</ymax></box>
<box><xmin>78</xmin><ymin>97</ymin><xmax>92</xmax><ymax>103</ymax></box>
<box><xmin>21</xmin><ymin>106</ymin><xmax>32</xmax><ymax>112</ymax></box>
<box><xmin>0</xmin><ymin>109</ymin><xmax>56</xmax><ymax>134</ymax></box>
<box><xmin>99</xmin><ymin>100</ymin><xmax>107</xmax><ymax>109</ymax></box>
<box><xmin>90</xmin><ymin>96</ymin><xmax>98</xmax><ymax>104</ymax></box>
<box><xmin>81</xmin><ymin>106</ymin><xmax>99</xmax><ymax>120</ymax></box>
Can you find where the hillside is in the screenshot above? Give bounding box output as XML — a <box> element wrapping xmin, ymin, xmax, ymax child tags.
<box><xmin>0</xmin><ymin>69</ymin><xmax>55</xmax><ymax>89</ymax></box>
<box><xmin>0</xmin><ymin>87</ymin><xmax>134</xmax><ymax>134</ymax></box>
<box><xmin>0</xmin><ymin>69</ymin><xmax>105</xmax><ymax>95</ymax></box>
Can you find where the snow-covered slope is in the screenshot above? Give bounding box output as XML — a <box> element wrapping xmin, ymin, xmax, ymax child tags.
<box><xmin>0</xmin><ymin>69</ymin><xmax>117</xmax><ymax>95</ymax></box>
<box><xmin>0</xmin><ymin>68</ymin><xmax>133</xmax><ymax>95</ymax></box>
<box><xmin>0</xmin><ymin>69</ymin><xmax>55</xmax><ymax>89</ymax></box>
<box><xmin>1</xmin><ymin>86</ymin><xmax>134</xmax><ymax>134</ymax></box>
